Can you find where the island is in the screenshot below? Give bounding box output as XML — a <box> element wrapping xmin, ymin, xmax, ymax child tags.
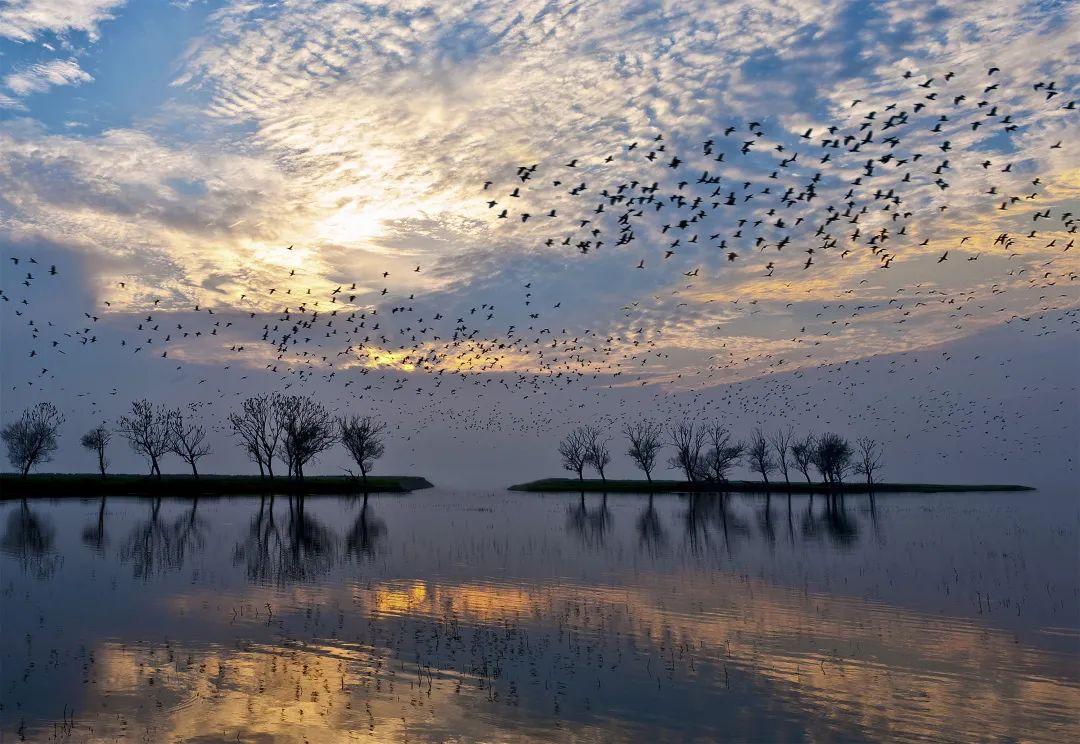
<box><xmin>0</xmin><ymin>473</ymin><xmax>433</xmax><ymax>499</ymax></box>
<box><xmin>509</xmin><ymin>478</ymin><xmax>1035</xmax><ymax>494</ymax></box>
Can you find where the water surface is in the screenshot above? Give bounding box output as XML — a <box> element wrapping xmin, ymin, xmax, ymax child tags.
<box><xmin>1</xmin><ymin>488</ymin><xmax>1077</xmax><ymax>742</ymax></box>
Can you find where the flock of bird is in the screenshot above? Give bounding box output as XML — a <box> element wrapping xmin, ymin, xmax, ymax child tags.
<box><xmin>1</xmin><ymin>66</ymin><xmax>1076</xmax><ymax>462</ymax></box>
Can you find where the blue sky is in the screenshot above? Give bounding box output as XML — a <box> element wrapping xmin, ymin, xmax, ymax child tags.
<box><xmin>1</xmin><ymin>0</ymin><xmax>1077</xmax><ymax>485</ymax></box>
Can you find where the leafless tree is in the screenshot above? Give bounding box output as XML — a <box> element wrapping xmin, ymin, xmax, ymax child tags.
<box><xmin>228</xmin><ymin>394</ymin><xmax>283</xmax><ymax>478</ymax></box>
<box><xmin>117</xmin><ymin>400</ymin><xmax>176</xmax><ymax>477</ymax></box>
<box><xmin>625</xmin><ymin>421</ymin><xmax>663</xmax><ymax>483</ymax></box>
<box><xmin>170</xmin><ymin>405</ymin><xmax>212</xmax><ymax>477</ymax></box>
<box><xmin>790</xmin><ymin>433</ymin><xmax>816</xmax><ymax>484</ymax></box>
<box><xmin>80</xmin><ymin>425</ymin><xmax>111</xmax><ymax>477</ymax></box>
<box><xmin>2</xmin><ymin>402</ymin><xmax>64</xmax><ymax>477</ymax></box>
<box><xmin>339</xmin><ymin>414</ymin><xmax>386</xmax><ymax>487</ymax></box>
<box><xmin>854</xmin><ymin>436</ymin><xmax>885</xmax><ymax>487</ymax></box>
<box><xmin>277</xmin><ymin>395</ymin><xmax>336</xmax><ymax>479</ymax></box>
<box><xmin>668</xmin><ymin>420</ymin><xmax>706</xmax><ymax>483</ymax></box>
<box><xmin>702</xmin><ymin>423</ymin><xmax>743</xmax><ymax>483</ymax></box>
<box><xmin>558</xmin><ymin>427</ymin><xmax>592</xmax><ymax>480</ymax></box>
<box><xmin>769</xmin><ymin>426</ymin><xmax>795</xmax><ymax>486</ymax></box>
<box><xmin>747</xmin><ymin>427</ymin><xmax>774</xmax><ymax>486</ymax></box>
<box><xmin>812</xmin><ymin>432</ymin><xmax>853</xmax><ymax>484</ymax></box>
<box><xmin>585</xmin><ymin>427</ymin><xmax>611</xmax><ymax>482</ymax></box>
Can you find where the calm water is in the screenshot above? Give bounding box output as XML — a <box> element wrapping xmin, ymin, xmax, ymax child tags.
<box><xmin>1</xmin><ymin>488</ymin><xmax>1077</xmax><ymax>742</ymax></box>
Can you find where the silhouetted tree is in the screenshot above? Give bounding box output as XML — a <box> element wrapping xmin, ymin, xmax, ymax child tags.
<box><xmin>117</xmin><ymin>400</ymin><xmax>175</xmax><ymax>477</ymax></box>
<box><xmin>668</xmin><ymin>420</ymin><xmax>706</xmax><ymax>483</ymax></box>
<box><xmin>854</xmin><ymin>436</ymin><xmax>885</xmax><ymax>487</ymax></box>
<box><xmin>585</xmin><ymin>427</ymin><xmax>611</xmax><ymax>482</ymax></box>
<box><xmin>229</xmin><ymin>394</ymin><xmax>284</xmax><ymax>478</ymax></box>
<box><xmin>747</xmin><ymin>427</ymin><xmax>774</xmax><ymax>486</ymax></box>
<box><xmin>3</xmin><ymin>402</ymin><xmax>64</xmax><ymax>477</ymax></box>
<box><xmin>80</xmin><ymin>425</ymin><xmax>111</xmax><ymax>477</ymax></box>
<box><xmin>625</xmin><ymin>421</ymin><xmax>663</xmax><ymax>483</ymax></box>
<box><xmin>339</xmin><ymin>414</ymin><xmax>386</xmax><ymax>487</ymax></box>
<box><xmin>812</xmin><ymin>432</ymin><xmax>853</xmax><ymax>484</ymax></box>
<box><xmin>558</xmin><ymin>427</ymin><xmax>591</xmax><ymax>480</ymax></box>
<box><xmin>702</xmin><ymin>423</ymin><xmax>743</xmax><ymax>483</ymax></box>
<box><xmin>790</xmin><ymin>433</ymin><xmax>816</xmax><ymax>484</ymax></box>
<box><xmin>169</xmin><ymin>405</ymin><xmax>211</xmax><ymax>477</ymax></box>
<box><xmin>769</xmin><ymin>426</ymin><xmax>794</xmax><ymax>486</ymax></box>
<box><xmin>277</xmin><ymin>395</ymin><xmax>336</xmax><ymax>479</ymax></box>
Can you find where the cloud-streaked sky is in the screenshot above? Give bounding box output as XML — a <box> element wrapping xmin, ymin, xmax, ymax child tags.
<box><xmin>1</xmin><ymin>0</ymin><xmax>1077</xmax><ymax>486</ymax></box>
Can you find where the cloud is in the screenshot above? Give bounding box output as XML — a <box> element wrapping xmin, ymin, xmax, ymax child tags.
<box><xmin>4</xmin><ymin>58</ymin><xmax>93</xmax><ymax>96</ymax></box>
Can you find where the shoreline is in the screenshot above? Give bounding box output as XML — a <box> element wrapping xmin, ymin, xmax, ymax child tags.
<box><xmin>0</xmin><ymin>473</ymin><xmax>433</xmax><ymax>498</ymax></box>
<box><xmin>508</xmin><ymin>478</ymin><xmax>1035</xmax><ymax>494</ymax></box>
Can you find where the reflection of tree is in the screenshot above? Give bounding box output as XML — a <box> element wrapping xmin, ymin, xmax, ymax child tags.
<box><xmin>823</xmin><ymin>495</ymin><xmax>858</xmax><ymax>547</ymax></box>
<box><xmin>82</xmin><ymin>496</ymin><xmax>108</xmax><ymax>554</ymax></box>
<box><xmin>683</xmin><ymin>493</ymin><xmax>749</xmax><ymax>556</ymax></box>
<box><xmin>800</xmin><ymin>496</ymin><xmax>860</xmax><ymax>548</ymax></box>
<box><xmin>565</xmin><ymin>493</ymin><xmax>612</xmax><ymax>549</ymax></box>
<box><xmin>120</xmin><ymin>498</ymin><xmax>207</xmax><ymax>578</ymax></box>
<box><xmin>758</xmin><ymin>497</ymin><xmax>776</xmax><ymax>546</ymax></box>
<box><xmin>636</xmin><ymin>494</ymin><xmax>668</xmax><ymax>557</ymax></box>
<box><xmin>1</xmin><ymin>501</ymin><xmax>56</xmax><ymax>573</ymax></box>
<box><xmin>234</xmin><ymin>496</ymin><xmax>336</xmax><ymax>584</ymax></box>
<box><xmin>344</xmin><ymin>496</ymin><xmax>385</xmax><ymax>562</ymax></box>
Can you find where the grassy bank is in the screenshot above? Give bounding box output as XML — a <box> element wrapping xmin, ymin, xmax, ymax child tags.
<box><xmin>0</xmin><ymin>473</ymin><xmax>433</xmax><ymax>499</ymax></box>
<box><xmin>509</xmin><ymin>478</ymin><xmax>1034</xmax><ymax>494</ymax></box>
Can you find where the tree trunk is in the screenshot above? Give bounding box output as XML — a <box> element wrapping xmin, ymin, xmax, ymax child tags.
<box><xmin>98</xmin><ymin>451</ymin><xmax>106</xmax><ymax>477</ymax></box>
<box><xmin>257</xmin><ymin>458</ymin><xmax>265</xmax><ymax>478</ymax></box>
<box><xmin>190</xmin><ymin>459</ymin><xmax>199</xmax><ymax>478</ymax></box>
<box><xmin>20</xmin><ymin>461</ymin><xmax>30</xmax><ymax>477</ymax></box>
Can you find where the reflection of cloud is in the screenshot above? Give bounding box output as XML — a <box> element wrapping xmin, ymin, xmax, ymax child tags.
<box><xmin>76</xmin><ymin>569</ymin><xmax>1080</xmax><ymax>743</ymax></box>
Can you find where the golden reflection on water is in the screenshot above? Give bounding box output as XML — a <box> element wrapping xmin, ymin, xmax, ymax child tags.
<box><xmin>65</xmin><ymin>570</ymin><xmax>1080</xmax><ymax>743</ymax></box>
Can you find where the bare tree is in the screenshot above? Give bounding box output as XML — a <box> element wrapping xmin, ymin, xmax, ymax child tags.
<box><xmin>790</xmin><ymin>433</ymin><xmax>816</xmax><ymax>484</ymax></box>
<box><xmin>747</xmin><ymin>427</ymin><xmax>774</xmax><ymax>486</ymax></box>
<box><xmin>625</xmin><ymin>421</ymin><xmax>663</xmax><ymax>483</ymax></box>
<box><xmin>339</xmin><ymin>414</ymin><xmax>386</xmax><ymax>487</ymax></box>
<box><xmin>854</xmin><ymin>436</ymin><xmax>885</xmax><ymax>488</ymax></box>
<box><xmin>117</xmin><ymin>400</ymin><xmax>175</xmax><ymax>477</ymax></box>
<box><xmin>80</xmin><ymin>426</ymin><xmax>111</xmax><ymax>477</ymax></box>
<box><xmin>277</xmin><ymin>395</ymin><xmax>336</xmax><ymax>479</ymax></box>
<box><xmin>229</xmin><ymin>394</ymin><xmax>283</xmax><ymax>478</ymax></box>
<box><xmin>558</xmin><ymin>427</ymin><xmax>591</xmax><ymax>480</ymax></box>
<box><xmin>702</xmin><ymin>423</ymin><xmax>743</xmax><ymax>483</ymax></box>
<box><xmin>170</xmin><ymin>405</ymin><xmax>212</xmax><ymax>477</ymax></box>
<box><xmin>585</xmin><ymin>427</ymin><xmax>611</xmax><ymax>482</ymax></box>
<box><xmin>769</xmin><ymin>426</ymin><xmax>795</xmax><ymax>486</ymax></box>
<box><xmin>668</xmin><ymin>420</ymin><xmax>706</xmax><ymax>483</ymax></box>
<box><xmin>813</xmin><ymin>432</ymin><xmax>853</xmax><ymax>485</ymax></box>
<box><xmin>2</xmin><ymin>402</ymin><xmax>64</xmax><ymax>477</ymax></box>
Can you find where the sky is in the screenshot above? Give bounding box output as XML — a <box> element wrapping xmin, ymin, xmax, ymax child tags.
<box><xmin>1</xmin><ymin>0</ymin><xmax>1078</xmax><ymax>488</ymax></box>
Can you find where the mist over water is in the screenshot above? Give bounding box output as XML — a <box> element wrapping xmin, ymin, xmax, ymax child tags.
<box><xmin>2</xmin><ymin>487</ymin><xmax>1076</xmax><ymax>742</ymax></box>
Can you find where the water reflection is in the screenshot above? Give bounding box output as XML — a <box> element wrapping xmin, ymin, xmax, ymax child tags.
<box><xmin>0</xmin><ymin>500</ymin><xmax>55</xmax><ymax>573</ymax></box>
<box><xmin>120</xmin><ymin>496</ymin><xmax>207</xmax><ymax>577</ymax></box>
<box><xmin>1</xmin><ymin>489</ymin><xmax>1076</xmax><ymax>743</ymax></box>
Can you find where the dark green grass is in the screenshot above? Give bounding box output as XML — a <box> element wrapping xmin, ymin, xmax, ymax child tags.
<box><xmin>1</xmin><ymin>473</ymin><xmax>433</xmax><ymax>499</ymax></box>
<box><xmin>508</xmin><ymin>478</ymin><xmax>1034</xmax><ymax>494</ymax></box>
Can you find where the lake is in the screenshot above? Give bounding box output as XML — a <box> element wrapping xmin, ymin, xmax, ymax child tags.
<box><xmin>1</xmin><ymin>488</ymin><xmax>1077</xmax><ymax>742</ymax></box>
